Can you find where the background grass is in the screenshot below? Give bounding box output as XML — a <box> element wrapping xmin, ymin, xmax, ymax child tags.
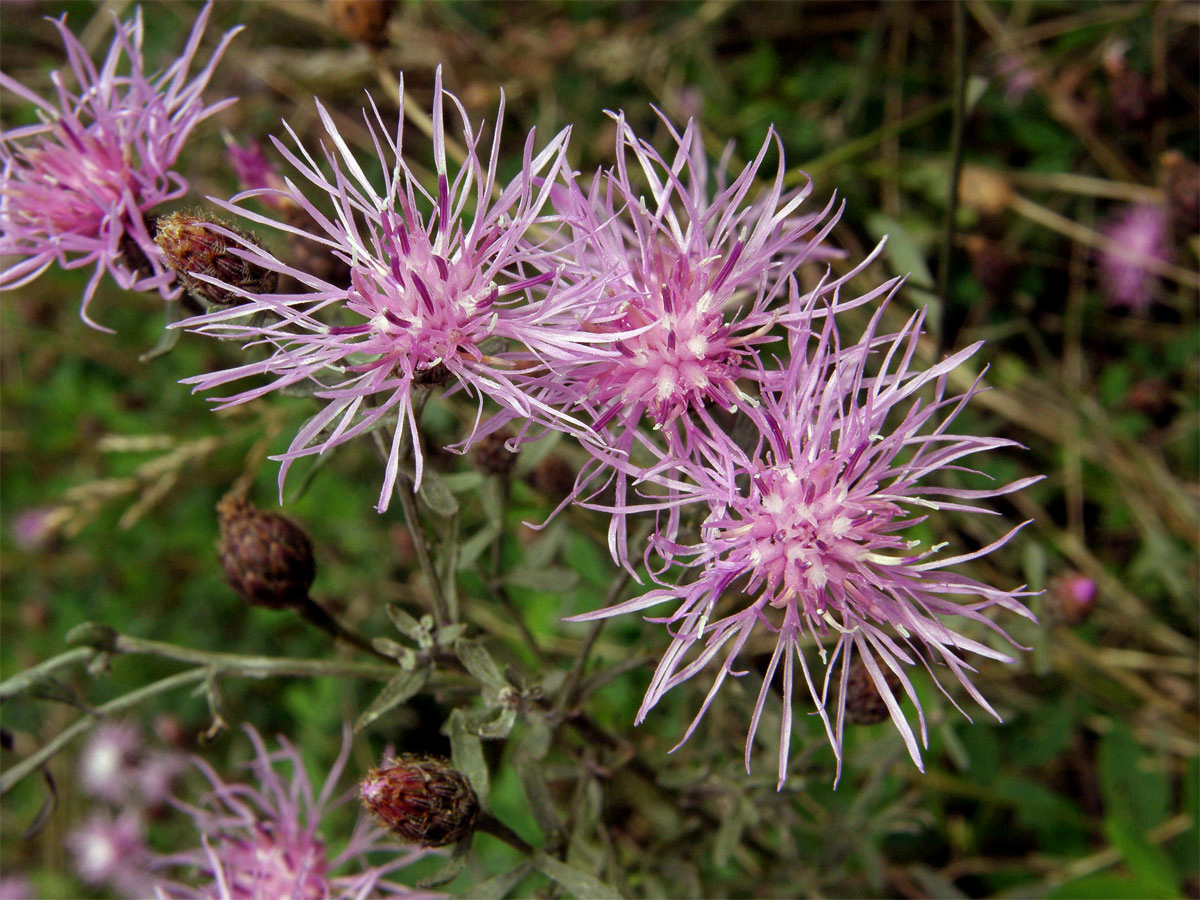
<box><xmin>1</xmin><ymin>1</ymin><xmax>1197</xmax><ymax>897</ymax></box>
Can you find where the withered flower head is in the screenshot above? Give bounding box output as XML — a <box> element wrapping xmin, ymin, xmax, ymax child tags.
<box><xmin>360</xmin><ymin>755</ymin><xmax>480</xmax><ymax>848</ymax></box>
<box><xmin>156</xmin><ymin>211</ymin><xmax>278</xmax><ymax>306</ymax></box>
<box><xmin>216</xmin><ymin>494</ymin><xmax>314</xmax><ymax>610</ymax></box>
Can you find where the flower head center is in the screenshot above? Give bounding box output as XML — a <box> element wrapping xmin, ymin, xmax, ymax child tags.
<box><xmin>10</xmin><ymin>127</ymin><xmax>132</xmax><ymax>233</ymax></box>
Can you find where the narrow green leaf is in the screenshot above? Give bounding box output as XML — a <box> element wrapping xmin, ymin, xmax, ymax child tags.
<box><xmin>386</xmin><ymin>604</ymin><xmax>432</xmax><ymax>648</ymax></box>
<box><xmin>417</xmin><ymin>467</ymin><xmax>459</xmax><ymax>517</ymax></box>
<box><xmin>472</xmin><ymin>862</ymin><xmax>534</xmax><ymax>900</ymax></box>
<box><xmin>445</xmin><ymin>709</ymin><xmax>490</xmax><ymax>808</ymax></box>
<box><xmin>532</xmin><ymin>852</ymin><xmax>622</xmax><ymax>900</ymax></box>
<box><xmin>354</xmin><ymin>669</ymin><xmax>427</xmax><ymax>733</ymax></box>
<box><xmin>516</xmin><ymin>754</ymin><xmax>562</xmax><ymax>840</ymax></box>
<box><xmin>865</xmin><ymin>212</ymin><xmax>934</xmax><ymax>288</ymax></box>
<box><xmin>504</xmin><ymin>566</ymin><xmax>579</xmax><ymax>592</ymax></box>
<box><xmin>1104</xmin><ymin>815</ymin><xmax>1180</xmax><ymax>899</ymax></box>
<box><xmin>455</xmin><ymin>640</ymin><xmax>510</xmax><ymax>693</ymax></box>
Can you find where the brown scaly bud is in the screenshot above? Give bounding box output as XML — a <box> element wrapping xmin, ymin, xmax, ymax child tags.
<box><xmin>844</xmin><ymin>658</ymin><xmax>903</xmax><ymax>726</ymax></box>
<box><xmin>156</xmin><ymin>211</ymin><xmax>278</xmax><ymax>306</ymax></box>
<box><xmin>360</xmin><ymin>755</ymin><xmax>480</xmax><ymax>847</ymax></box>
<box><xmin>326</xmin><ymin>0</ymin><xmax>393</xmax><ymax>48</ymax></box>
<box><xmin>217</xmin><ymin>494</ymin><xmax>315</xmax><ymax>611</ymax></box>
<box><xmin>472</xmin><ymin>430</ymin><xmax>518</xmax><ymax>477</ymax></box>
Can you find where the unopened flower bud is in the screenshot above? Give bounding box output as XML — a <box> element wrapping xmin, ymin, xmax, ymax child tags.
<box><xmin>360</xmin><ymin>755</ymin><xmax>480</xmax><ymax>847</ymax></box>
<box><xmin>217</xmin><ymin>495</ymin><xmax>315</xmax><ymax>610</ymax></box>
<box><xmin>156</xmin><ymin>211</ymin><xmax>277</xmax><ymax>306</ymax></box>
<box><xmin>473</xmin><ymin>430</ymin><xmax>518</xmax><ymax>476</ymax></box>
<box><xmin>1049</xmin><ymin>572</ymin><xmax>1097</xmax><ymax>626</ymax></box>
<box><xmin>844</xmin><ymin>658</ymin><xmax>903</xmax><ymax>725</ymax></box>
<box><xmin>327</xmin><ymin>0</ymin><xmax>393</xmax><ymax>48</ymax></box>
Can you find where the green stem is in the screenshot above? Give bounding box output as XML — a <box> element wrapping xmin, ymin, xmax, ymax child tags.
<box><xmin>394</xmin><ymin>476</ymin><xmax>449</xmax><ymax>628</ymax></box>
<box><xmin>789</xmin><ymin>97</ymin><xmax>952</xmax><ymax>184</ymax></box>
<box><xmin>0</xmin><ymin>647</ymin><xmax>93</xmax><ymax>702</ymax></box>
<box><xmin>934</xmin><ymin>0</ymin><xmax>967</xmax><ymax>358</ymax></box>
<box><xmin>477</xmin><ymin>810</ymin><xmax>536</xmax><ymax>855</ymax></box>
<box><xmin>298</xmin><ymin>596</ymin><xmax>395</xmax><ymax>664</ymax></box>
<box><xmin>66</xmin><ymin>624</ymin><xmax>398</xmax><ymax>681</ymax></box>
<box><xmin>0</xmin><ymin>668</ymin><xmax>206</xmax><ymax>795</ymax></box>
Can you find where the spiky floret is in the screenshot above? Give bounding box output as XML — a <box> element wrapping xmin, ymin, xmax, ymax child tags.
<box><xmin>570</xmin><ymin>286</ymin><xmax>1042</xmax><ymax>787</ymax></box>
<box><xmin>0</xmin><ymin>2</ymin><xmax>240</xmax><ymax>329</ymax></box>
<box><xmin>179</xmin><ymin>67</ymin><xmax>612</xmax><ymax>511</ymax></box>
<box><xmin>156</xmin><ymin>725</ymin><xmax>434</xmax><ymax>900</ymax></box>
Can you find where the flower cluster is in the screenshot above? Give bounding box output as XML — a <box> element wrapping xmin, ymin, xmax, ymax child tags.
<box><xmin>570</xmin><ymin>292</ymin><xmax>1041</xmax><ymax>785</ymax></box>
<box><xmin>0</xmin><ymin>2</ymin><xmax>240</xmax><ymax>329</ymax></box>
<box><xmin>5</xmin><ymin>2</ymin><xmax>1041</xmax><ymax>791</ymax></box>
<box><xmin>168</xmin><ymin>72</ymin><xmax>1037</xmax><ymax>783</ymax></box>
<box><xmin>65</xmin><ymin>720</ymin><xmax>187</xmax><ymax>896</ymax></box>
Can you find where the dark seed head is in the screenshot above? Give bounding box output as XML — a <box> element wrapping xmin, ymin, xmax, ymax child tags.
<box><xmin>217</xmin><ymin>494</ymin><xmax>315</xmax><ymax>611</ymax></box>
<box><xmin>360</xmin><ymin>755</ymin><xmax>480</xmax><ymax>847</ymax></box>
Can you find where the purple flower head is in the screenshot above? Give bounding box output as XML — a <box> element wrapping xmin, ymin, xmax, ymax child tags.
<box><xmin>551</xmin><ymin>110</ymin><xmax>848</xmax><ymax>436</ymax></box>
<box><xmin>1097</xmin><ymin>203</ymin><xmax>1171</xmax><ymax>312</ymax></box>
<box><xmin>157</xmin><ymin>725</ymin><xmax>434</xmax><ymax>900</ymax></box>
<box><xmin>67</xmin><ymin>808</ymin><xmax>153</xmax><ymax>896</ymax></box>
<box><xmin>571</xmin><ymin>287</ymin><xmax>1041</xmax><ymax>787</ymax></box>
<box><xmin>180</xmin><ymin>67</ymin><xmax>610</xmax><ymax>511</ymax></box>
<box><xmin>0</xmin><ymin>3</ymin><xmax>240</xmax><ymax>330</ymax></box>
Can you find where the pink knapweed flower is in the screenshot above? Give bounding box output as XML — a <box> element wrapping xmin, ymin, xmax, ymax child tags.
<box><xmin>1098</xmin><ymin>203</ymin><xmax>1171</xmax><ymax>312</ymax></box>
<box><xmin>67</xmin><ymin>808</ymin><xmax>154</xmax><ymax>896</ymax></box>
<box><xmin>551</xmin><ymin>110</ymin><xmax>856</xmax><ymax>437</ymax></box>
<box><xmin>544</xmin><ymin>112</ymin><xmax>888</xmax><ymax>562</ymax></box>
<box><xmin>156</xmin><ymin>725</ymin><xmax>434</xmax><ymax>900</ymax></box>
<box><xmin>180</xmin><ymin>68</ymin><xmax>611</xmax><ymax>511</ymax></box>
<box><xmin>0</xmin><ymin>3</ymin><xmax>239</xmax><ymax>329</ymax></box>
<box><xmin>571</xmin><ymin>290</ymin><xmax>1041</xmax><ymax>787</ymax></box>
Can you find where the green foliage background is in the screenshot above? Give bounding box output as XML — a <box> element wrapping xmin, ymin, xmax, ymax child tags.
<box><xmin>1</xmin><ymin>1</ymin><xmax>1197</xmax><ymax>898</ymax></box>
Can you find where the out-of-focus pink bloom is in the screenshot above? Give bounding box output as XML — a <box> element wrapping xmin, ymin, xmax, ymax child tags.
<box><xmin>994</xmin><ymin>55</ymin><xmax>1038</xmax><ymax>105</ymax></box>
<box><xmin>179</xmin><ymin>67</ymin><xmax>612</xmax><ymax>511</ymax></box>
<box><xmin>0</xmin><ymin>874</ymin><xmax>35</xmax><ymax>900</ymax></box>
<box><xmin>1098</xmin><ymin>204</ymin><xmax>1171</xmax><ymax>312</ymax></box>
<box><xmin>224</xmin><ymin>137</ymin><xmax>292</xmax><ymax>212</ymax></box>
<box><xmin>155</xmin><ymin>725</ymin><xmax>435</xmax><ymax>899</ymax></box>
<box><xmin>78</xmin><ymin>720</ymin><xmax>144</xmax><ymax>803</ymax></box>
<box><xmin>1050</xmin><ymin>572</ymin><xmax>1097</xmax><ymax>625</ymax></box>
<box><xmin>9</xmin><ymin>505</ymin><xmax>62</xmax><ymax>551</ymax></box>
<box><xmin>0</xmin><ymin>3</ymin><xmax>240</xmax><ymax>329</ymax></box>
<box><xmin>66</xmin><ymin>809</ymin><xmax>153</xmax><ymax>896</ymax></box>
<box><xmin>136</xmin><ymin>748</ymin><xmax>188</xmax><ymax>808</ymax></box>
<box><xmin>571</xmin><ymin>288</ymin><xmax>1041</xmax><ymax>787</ymax></box>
